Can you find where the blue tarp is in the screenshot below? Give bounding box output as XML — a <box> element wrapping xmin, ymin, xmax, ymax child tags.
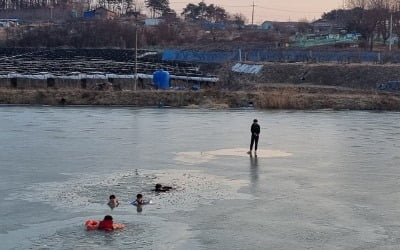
<box><xmin>202</xmin><ymin>22</ymin><xmax>225</xmax><ymax>30</ymax></box>
<box><xmin>162</xmin><ymin>49</ymin><xmax>400</xmax><ymax>64</ymax></box>
<box><xmin>162</xmin><ymin>50</ymin><xmax>238</xmax><ymax>63</ymax></box>
<box><xmin>377</xmin><ymin>81</ymin><xmax>400</xmax><ymax>91</ymax></box>
<box><xmin>83</xmin><ymin>10</ymin><xmax>95</xmax><ymax>19</ymax></box>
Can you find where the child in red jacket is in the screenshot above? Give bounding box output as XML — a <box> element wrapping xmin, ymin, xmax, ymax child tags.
<box><xmin>98</xmin><ymin>215</ymin><xmax>114</xmax><ymax>231</ymax></box>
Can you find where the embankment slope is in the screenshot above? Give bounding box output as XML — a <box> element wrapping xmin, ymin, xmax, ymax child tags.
<box><xmin>1</xmin><ymin>86</ymin><xmax>399</xmax><ymax>110</ymax></box>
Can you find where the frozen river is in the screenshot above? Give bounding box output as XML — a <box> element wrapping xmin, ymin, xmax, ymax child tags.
<box><xmin>0</xmin><ymin>107</ymin><xmax>399</xmax><ymax>249</ymax></box>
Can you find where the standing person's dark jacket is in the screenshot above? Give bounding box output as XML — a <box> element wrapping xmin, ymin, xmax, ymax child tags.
<box><xmin>251</xmin><ymin>123</ymin><xmax>260</xmax><ymax>136</ymax></box>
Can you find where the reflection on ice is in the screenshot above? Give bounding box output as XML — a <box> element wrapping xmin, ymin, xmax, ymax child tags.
<box><xmin>249</xmin><ymin>154</ymin><xmax>259</xmax><ymax>185</ymax></box>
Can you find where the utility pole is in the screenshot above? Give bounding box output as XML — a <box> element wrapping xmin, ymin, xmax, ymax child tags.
<box><xmin>389</xmin><ymin>13</ymin><xmax>393</xmax><ymax>51</ymax></box>
<box><xmin>251</xmin><ymin>1</ymin><xmax>255</xmax><ymax>27</ymax></box>
<box><xmin>201</xmin><ymin>0</ymin><xmax>205</xmax><ymax>21</ymax></box>
<box><xmin>134</xmin><ymin>17</ymin><xmax>138</xmax><ymax>91</ymax></box>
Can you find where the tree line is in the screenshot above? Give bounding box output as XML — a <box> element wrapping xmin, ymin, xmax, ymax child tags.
<box><xmin>0</xmin><ymin>0</ymin><xmax>139</xmax><ymax>12</ymax></box>
<box><xmin>0</xmin><ymin>0</ymin><xmax>245</xmax><ymax>24</ymax></box>
<box><xmin>0</xmin><ymin>0</ymin><xmax>70</xmax><ymax>10</ymax></box>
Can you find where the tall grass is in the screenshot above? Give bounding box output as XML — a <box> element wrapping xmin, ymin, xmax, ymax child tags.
<box><xmin>0</xmin><ymin>88</ymin><xmax>399</xmax><ymax>110</ymax></box>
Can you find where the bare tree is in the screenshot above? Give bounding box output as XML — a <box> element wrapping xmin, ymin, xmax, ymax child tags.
<box><xmin>391</xmin><ymin>0</ymin><xmax>400</xmax><ymax>48</ymax></box>
<box><xmin>0</xmin><ymin>0</ymin><xmax>74</xmax><ymax>9</ymax></box>
<box><xmin>347</xmin><ymin>0</ymin><xmax>368</xmax><ymax>8</ymax></box>
<box><xmin>345</xmin><ymin>0</ymin><xmax>398</xmax><ymax>50</ymax></box>
<box><xmin>229</xmin><ymin>13</ymin><xmax>247</xmax><ymax>29</ymax></box>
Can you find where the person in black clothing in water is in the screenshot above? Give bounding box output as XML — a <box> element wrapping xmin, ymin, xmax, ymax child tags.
<box><xmin>153</xmin><ymin>183</ymin><xmax>173</xmax><ymax>192</ymax></box>
<box><xmin>247</xmin><ymin>119</ymin><xmax>260</xmax><ymax>155</ymax></box>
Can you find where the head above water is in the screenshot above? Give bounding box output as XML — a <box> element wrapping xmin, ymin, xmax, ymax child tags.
<box><xmin>253</xmin><ymin>119</ymin><xmax>258</xmax><ymax>123</ymax></box>
<box><xmin>155</xmin><ymin>183</ymin><xmax>162</xmax><ymax>190</ymax></box>
<box><xmin>104</xmin><ymin>215</ymin><xmax>113</xmax><ymax>221</ymax></box>
<box><xmin>137</xmin><ymin>194</ymin><xmax>143</xmax><ymax>200</ymax></box>
<box><xmin>109</xmin><ymin>195</ymin><xmax>116</xmax><ymax>200</ymax></box>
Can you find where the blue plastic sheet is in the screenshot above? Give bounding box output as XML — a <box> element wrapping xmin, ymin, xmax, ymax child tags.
<box><xmin>162</xmin><ymin>49</ymin><xmax>400</xmax><ymax>64</ymax></box>
<box><xmin>162</xmin><ymin>50</ymin><xmax>238</xmax><ymax>63</ymax></box>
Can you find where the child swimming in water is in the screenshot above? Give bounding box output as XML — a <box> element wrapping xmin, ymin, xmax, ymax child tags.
<box><xmin>98</xmin><ymin>215</ymin><xmax>114</xmax><ymax>231</ymax></box>
<box><xmin>132</xmin><ymin>194</ymin><xmax>144</xmax><ymax>205</ymax></box>
<box><xmin>130</xmin><ymin>194</ymin><xmax>152</xmax><ymax>206</ymax></box>
<box><xmin>108</xmin><ymin>194</ymin><xmax>119</xmax><ymax>208</ymax></box>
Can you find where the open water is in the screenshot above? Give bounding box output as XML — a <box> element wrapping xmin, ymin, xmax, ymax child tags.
<box><xmin>0</xmin><ymin>107</ymin><xmax>399</xmax><ymax>250</ymax></box>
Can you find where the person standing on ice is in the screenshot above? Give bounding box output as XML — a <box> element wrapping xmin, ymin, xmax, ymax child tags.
<box><xmin>247</xmin><ymin>119</ymin><xmax>260</xmax><ymax>155</ymax></box>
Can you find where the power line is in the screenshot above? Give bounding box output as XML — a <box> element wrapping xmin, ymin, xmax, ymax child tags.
<box><xmin>169</xmin><ymin>1</ymin><xmax>328</xmax><ymax>22</ymax></box>
<box><xmin>170</xmin><ymin>1</ymin><xmax>324</xmax><ymax>13</ymax></box>
<box><xmin>257</xmin><ymin>5</ymin><xmax>323</xmax><ymax>14</ymax></box>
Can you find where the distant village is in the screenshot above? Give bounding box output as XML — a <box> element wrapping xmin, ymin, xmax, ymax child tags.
<box><xmin>0</xmin><ymin>0</ymin><xmax>398</xmax><ymax>50</ymax></box>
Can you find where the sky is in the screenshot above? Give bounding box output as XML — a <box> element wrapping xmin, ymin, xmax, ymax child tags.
<box><xmin>169</xmin><ymin>0</ymin><xmax>345</xmax><ymax>23</ymax></box>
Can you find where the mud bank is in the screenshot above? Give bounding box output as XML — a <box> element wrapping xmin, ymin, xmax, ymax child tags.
<box><xmin>0</xmin><ymin>87</ymin><xmax>399</xmax><ymax>110</ymax></box>
<box><xmin>226</xmin><ymin>63</ymin><xmax>400</xmax><ymax>89</ymax></box>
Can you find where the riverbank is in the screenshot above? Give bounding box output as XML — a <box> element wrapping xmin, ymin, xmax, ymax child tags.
<box><xmin>0</xmin><ymin>85</ymin><xmax>399</xmax><ymax>110</ymax></box>
<box><xmin>223</xmin><ymin>63</ymin><xmax>400</xmax><ymax>89</ymax></box>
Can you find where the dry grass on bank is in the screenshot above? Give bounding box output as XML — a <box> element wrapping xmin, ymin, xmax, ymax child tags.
<box><xmin>0</xmin><ymin>87</ymin><xmax>399</xmax><ymax>111</ymax></box>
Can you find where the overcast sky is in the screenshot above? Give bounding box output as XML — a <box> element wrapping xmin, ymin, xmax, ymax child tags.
<box><xmin>169</xmin><ymin>0</ymin><xmax>345</xmax><ymax>23</ymax></box>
